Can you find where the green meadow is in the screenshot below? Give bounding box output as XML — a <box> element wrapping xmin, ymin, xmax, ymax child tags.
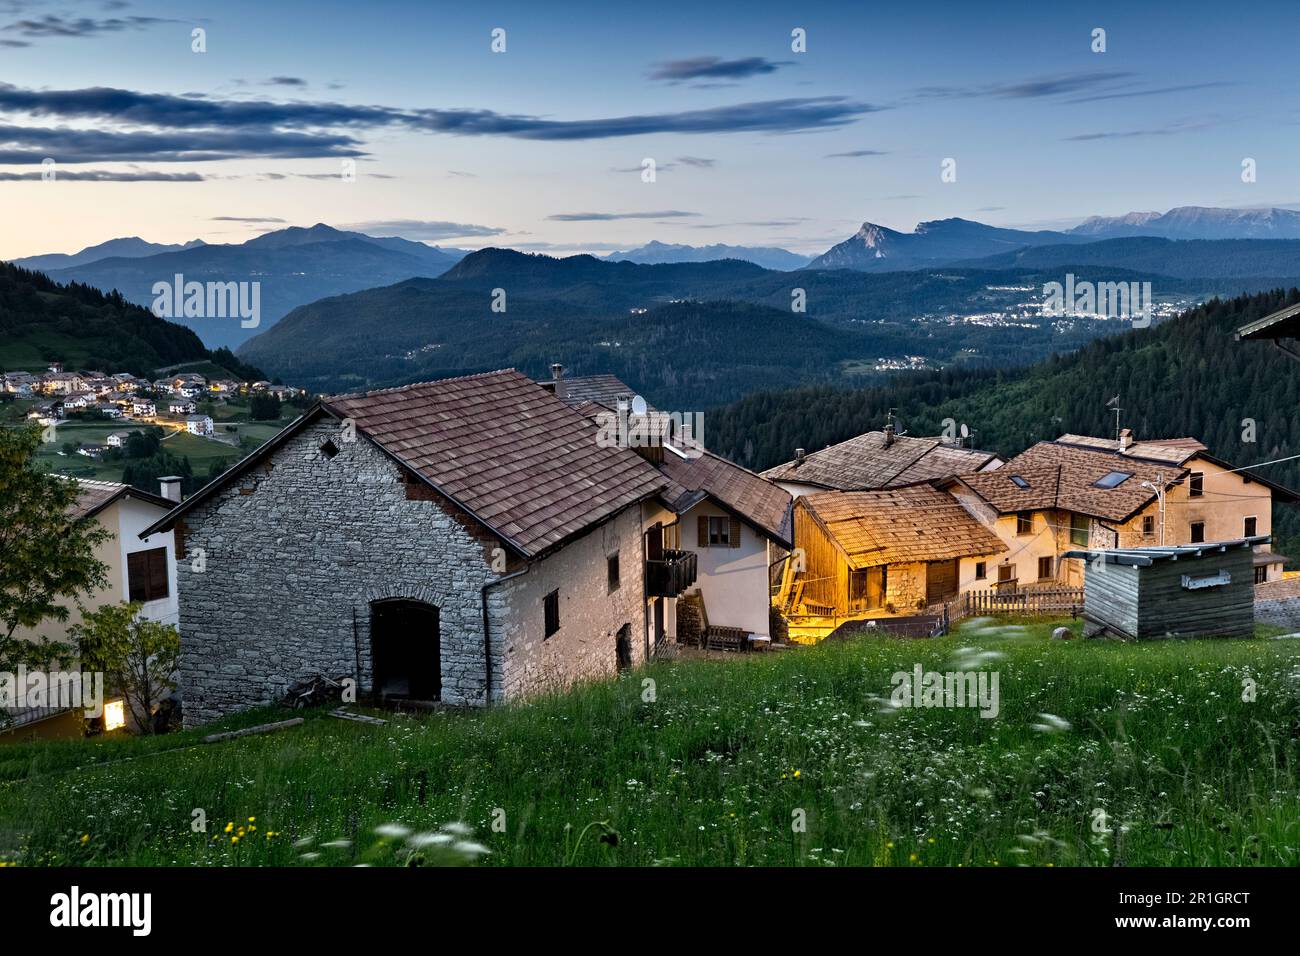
<box><xmin>1</xmin><ymin>620</ymin><xmax>1297</xmax><ymax>867</ymax></box>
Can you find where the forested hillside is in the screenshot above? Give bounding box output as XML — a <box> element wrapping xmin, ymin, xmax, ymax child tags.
<box><xmin>709</xmin><ymin>288</ymin><xmax>1300</xmax><ymax>557</ymax></box>
<box><xmin>0</xmin><ymin>262</ymin><xmax>210</xmax><ymax>375</ymax></box>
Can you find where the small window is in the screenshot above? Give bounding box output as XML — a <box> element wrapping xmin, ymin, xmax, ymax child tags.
<box><xmin>1189</xmin><ymin>472</ymin><xmax>1204</xmax><ymax>497</ymax></box>
<box><xmin>707</xmin><ymin>515</ymin><xmax>732</xmax><ymax>547</ymax></box>
<box><xmin>607</xmin><ymin>554</ymin><xmax>620</xmax><ymax>592</ymax></box>
<box><xmin>543</xmin><ymin>589</ymin><xmax>560</xmax><ymax>638</ymax></box>
<box><xmin>127</xmin><ymin>547</ymin><xmax>169</xmax><ymax>602</ymax></box>
<box><xmin>1070</xmin><ymin>513</ymin><xmax>1089</xmax><ymax>547</ymax></box>
<box><xmin>1094</xmin><ymin>470</ymin><xmax>1132</xmax><ymax>489</ymax></box>
<box><xmin>1244</xmin><ymin>516</ymin><xmax>1258</xmax><ymax>537</ymax></box>
<box><xmin>1016</xmin><ymin>512</ymin><xmax>1033</xmax><ymax>536</ymax></box>
<box><xmin>997</xmin><ymin>564</ymin><xmax>1015</xmax><ymax>583</ymax></box>
<box><xmin>1142</xmin><ymin>515</ymin><xmax>1155</xmax><ymax>536</ymax></box>
<box><xmin>974</xmin><ymin>561</ymin><xmax>986</xmax><ymax>580</ymax></box>
<box><xmin>1009</xmin><ymin>475</ymin><xmax>1030</xmax><ymax>490</ymax></box>
<box><xmin>1037</xmin><ymin>556</ymin><xmax>1054</xmax><ymax>580</ymax></box>
<box><xmin>1190</xmin><ymin>521</ymin><xmax>1205</xmax><ymax>544</ymax></box>
<box><xmin>319</xmin><ymin>439</ymin><xmax>339</xmax><ymax>459</ymax></box>
<box><xmin>1255</xmin><ymin>566</ymin><xmax>1268</xmax><ymax>585</ymax></box>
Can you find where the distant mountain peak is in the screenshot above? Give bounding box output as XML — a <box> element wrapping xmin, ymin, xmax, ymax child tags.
<box><xmin>1067</xmin><ymin>205</ymin><xmax>1300</xmax><ymax>240</ymax></box>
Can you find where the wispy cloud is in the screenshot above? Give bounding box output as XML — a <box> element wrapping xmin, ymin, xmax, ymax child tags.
<box><xmin>266</xmin><ymin>76</ymin><xmax>307</xmax><ymax>87</ymax></box>
<box><xmin>825</xmin><ymin>149</ymin><xmax>888</xmax><ymax>158</ymax></box>
<box><xmin>0</xmin><ymin>123</ymin><xmax>365</xmax><ymax>163</ymax></box>
<box><xmin>341</xmin><ymin>219</ymin><xmax>505</xmax><ymax>240</ymax></box>
<box><xmin>1066</xmin><ymin>81</ymin><xmax>1234</xmax><ymax>104</ymax></box>
<box><xmin>913</xmin><ymin>70</ymin><xmax>1136</xmax><ymax>100</ymax></box>
<box><xmin>547</xmin><ymin>210</ymin><xmax>700</xmax><ymax>221</ymax></box>
<box><xmin>648</xmin><ymin>56</ymin><xmax>791</xmax><ymax>83</ymax></box>
<box><xmin>0</xmin><ymin>13</ymin><xmax>179</xmax><ymax>46</ymax></box>
<box><xmin>210</xmin><ymin>215</ymin><xmax>286</xmax><ymax>223</ymax></box>
<box><xmin>676</xmin><ymin>155</ymin><xmax>715</xmax><ymax>167</ymax></box>
<box><xmin>0</xmin><ymin>167</ymin><xmax>202</xmax><ymax>180</ymax></box>
<box><xmin>1064</xmin><ymin>116</ymin><xmax>1223</xmax><ymax>141</ymax></box>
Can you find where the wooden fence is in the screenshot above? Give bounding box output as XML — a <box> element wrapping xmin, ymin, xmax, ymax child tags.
<box><xmin>964</xmin><ymin>586</ymin><xmax>1084</xmax><ymax>617</ymax></box>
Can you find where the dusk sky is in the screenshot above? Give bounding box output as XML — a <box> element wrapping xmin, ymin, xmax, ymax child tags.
<box><xmin>2</xmin><ymin>0</ymin><xmax>1298</xmax><ymax>260</ymax></box>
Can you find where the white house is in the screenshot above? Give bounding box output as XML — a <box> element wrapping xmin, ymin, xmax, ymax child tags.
<box><xmin>168</xmin><ymin>399</ymin><xmax>197</xmax><ymax>415</ymax></box>
<box><xmin>185</xmin><ymin>415</ymin><xmax>214</xmax><ymax>436</ymax></box>
<box><xmin>131</xmin><ymin>399</ymin><xmax>156</xmax><ymax>417</ymax></box>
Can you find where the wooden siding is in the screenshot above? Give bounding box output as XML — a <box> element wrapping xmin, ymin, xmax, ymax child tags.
<box><xmin>1083</xmin><ymin>547</ymin><xmax>1254</xmax><ymax>638</ymax></box>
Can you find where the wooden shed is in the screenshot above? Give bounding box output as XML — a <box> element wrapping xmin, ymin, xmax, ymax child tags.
<box><xmin>1063</xmin><ymin>536</ymin><xmax>1266</xmax><ymax>639</ymax></box>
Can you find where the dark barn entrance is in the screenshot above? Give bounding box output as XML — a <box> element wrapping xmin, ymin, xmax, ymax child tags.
<box><xmin>370</xmin><ymin>599</ymin><xmax>441</xmax><ymax>701</ymax></box>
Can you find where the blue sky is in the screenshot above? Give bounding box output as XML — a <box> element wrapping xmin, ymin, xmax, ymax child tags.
<box><xmin>2</xmin><ymin>0</ymin><xmax>1298</xmax><ymax>258</ymax></box>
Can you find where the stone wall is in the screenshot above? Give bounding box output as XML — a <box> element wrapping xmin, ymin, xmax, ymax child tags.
<box><xmin>176</xmin><ymin>416</ymin><xmax>650</xmax><ymax>726</ymax></box>
<box><xmin>885</xmin><ymin>562</ymin><xmax>926</xmax><ymax>611</ymax></box>
<box><xmin>1255</xmin><ymin>597</ymin><xmax>1300</xmax><ymax>631</ymax></box>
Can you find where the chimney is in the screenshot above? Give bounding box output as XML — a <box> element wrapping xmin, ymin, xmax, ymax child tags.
<box><xmin>550</xmin><ymin>363</ymin><xmax>565</xmax><ymax>401</ymax></box>
<box><xmin>1118</xmin><ymin>428</ymin><xmax>1134</xmax><ymax>452</ymax></box>
<box><xmin>795</xmin><ymin>448</ymin><xmax>806</xmax><ymax>465</ymax></box>
<box><xmin>159</xmin><ymin>475</ymin><xmax>182</xmax><ymax>503</ymax></box>
<box><xmin>883</xmin><ymin>423</ymin><xmax>896</xmax><ymax>448</ymax></box>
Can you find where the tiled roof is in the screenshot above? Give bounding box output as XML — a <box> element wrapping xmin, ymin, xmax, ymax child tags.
<box><xmin>324</xmin><ymin>370</ymin><xmax>667</xmax><ymax>557</ymax></box>
<box><xmin>958</xmin><ymin>440</ymin><xmax>1178</xmax><ymax>521</ymax></box>
<box><xmin>553</xmin><ymin>374</ymin><xmax>649</xmax><ymax>410</ymax></box>
<box><xmin>657</xmin><ymin>449</ymin><xmax>792</xmax><ymax>545</ymax></box>
<box><xmin>67</xmin><ymin>479</ymin><xmax>170</xmax><ymax>519</ymax></box>
<box><xmin>1054</xmin><ymin>433</ymin><xmax>1205</xmax><ymax>466</ymax></box>
<box><xmin>763</xmin><ymin>431</ymin><xmax>1001</xmax><ymax>490</ymax></box>
<box><xmin>800</xmin><ymin>485</ymin><xmax>1004</xmax><ymax>569</ymax></box>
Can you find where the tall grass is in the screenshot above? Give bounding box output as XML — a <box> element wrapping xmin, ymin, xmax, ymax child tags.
<box><xmin>1</xmin><ymin>620</ymin><xmax>1297</xmax><ymax>866</ymax></box>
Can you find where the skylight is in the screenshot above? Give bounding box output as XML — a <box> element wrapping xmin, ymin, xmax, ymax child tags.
<box><xmin>1094</xmin><ymin>471</ymin><xmax>1133</xmax><ymax>489</ymax></box>
<box><xmin>1008</xmin><ymin>475</ymin><xmax>1030</xmax><ymax>489</ymax></box>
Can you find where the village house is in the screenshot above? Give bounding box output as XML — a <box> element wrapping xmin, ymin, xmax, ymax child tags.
<box><xmin>106</xmin><ymin>430</ymin><xmax>134</xmax><ymax>448</ymax></box>
<box><xmin>763</xmin><ymin>424</ymin><xmax>1004</xmax><ymax>499</ymax></box>
<box><xmin>92</xmin><ymin>403</ymin><xmax>124</xmax><ymax>419</ymax></box>
<box><xmin>2</xmin><ymin>478</ymin><xmax>180</xmax><ymax>743</ymax></box>
<box><xmin>184</xmin><ymin>414</ymin><xmax>214</xmax><ymax>436</ymax></box>
<box><xmin>547</xmin><ymin>368</ymin><xmax>793</xmax><ymax>650</ymax></box>
<box><xmin>788</xmin><ymin>484</ymin><xmax>1005</xmax><ymax>623</ymax></box>
<box><xmin>61</xmin><ymin>391</ymin><xmax>95</xmax><ymax>411</ymax></box>
<box><xmin>141</xmin><ymin>369</ymin><xmax>681</xmax><ymax>727</ymax></box>
<box><xmin>131</xmin><ymin>398</ymin><xmax>156</xmax><ymax>417</ymax></box>
<box><xmin>168</xmin><ymin>398</ymin><xmax>197</xmax><ymax>415</ymax></box>
<box><xmin>941</xmin><ymin>431</ymin><xmax>1295</xmax><ymax>589</ymax></box>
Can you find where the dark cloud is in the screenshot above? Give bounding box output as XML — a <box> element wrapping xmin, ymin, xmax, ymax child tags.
<box><xmin>0</xmin><ymin>168</ymin><xmax>202</xmax><ymax>180</ymax></box>
<box><xmin>0</xmin><ymin>123</ymin><xmax>365</xmax><ymax>163</ymax></box>
<box><xmin>547</xmin><ymin>210</ymin><xmax>700</xmax><ymax>222</ymax></box>
<box><xmin>266</xmin><ymin>76</ymin><xmax>307</xmax><ymax>87</ymax></box>
<box><xmin>825</xmin><ymin>149</ymin><xmax>887</xmax><ymax>158</ymax></box>
<box><xmin>676</xmin><ymin>155</ymin><xmax>715</xmax><ymax>167</ymax></box>
<box><xmin>649</xmin><ymin>56</ymin><xmax>791</xmax><ymax>82</ymax></box>
<box><xmin>0</xmin><ymin>14</ymin><xmax>177</xmax><ymax>41</ymax></box>
<box><xmin>341</xmin><ymin>219</ymin><xmax>505</xmax><ymax>240</ymax></box>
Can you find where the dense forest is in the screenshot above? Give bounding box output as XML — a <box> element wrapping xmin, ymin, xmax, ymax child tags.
<box><xmin>0</xmin><ymin>262</ymin><xmax>210</xmax><ymax>376</ymax></box>
<box><xmin>708</xmin><ymin>288</ymin><xmax>1300</xmax><ymax>559</ymax></box>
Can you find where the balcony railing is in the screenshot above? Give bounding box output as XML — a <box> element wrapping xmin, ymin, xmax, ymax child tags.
<box><xmin>646</xmin><ymin>548</ymin><xmax>698</xmax><ymax>598</ymax></box>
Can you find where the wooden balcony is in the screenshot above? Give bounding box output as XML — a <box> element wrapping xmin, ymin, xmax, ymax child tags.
<box><xmin>646</xmin><ymin>548</ymin><xmax>698</xmax><ymax>598</ymax></box>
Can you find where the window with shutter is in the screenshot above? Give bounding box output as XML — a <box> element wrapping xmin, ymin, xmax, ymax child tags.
<box><xmin>729</xmin><ymin>516</ymin><xmax>742</xmax><ymax>549</ymax></box>
<box><xmin>127</xmin><ymin>547</ymin><xmax>170</xmax><ymax>602</ymax></box>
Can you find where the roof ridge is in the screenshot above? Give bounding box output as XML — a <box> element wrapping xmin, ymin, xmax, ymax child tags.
<box><xmin>324</xmin><ymin>368</ymin><xmax>521</xmax><ymax>403</ymax></box>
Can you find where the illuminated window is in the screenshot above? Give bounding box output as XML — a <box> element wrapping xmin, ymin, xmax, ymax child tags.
<box><xmin>104</xmin><ymin>699</ymin><xmax>127</xmax><ymax>731</ymax></box>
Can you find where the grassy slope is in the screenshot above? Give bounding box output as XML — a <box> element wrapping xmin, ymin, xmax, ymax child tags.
<box><xmin>2</xmin><ymin>619</ymin><xmax>1297</xmax><ymax>867</ymax></box>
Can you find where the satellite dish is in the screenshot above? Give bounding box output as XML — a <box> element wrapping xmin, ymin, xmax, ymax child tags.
<box><xmin>959</xmin><ymin>423</ymin><xmax>970</xmax><ymax>439</ymax></box>
<box><xmin>631</xmin><ymin>395</ymin><xmax>648</xmax><ymax>416</ymax></box>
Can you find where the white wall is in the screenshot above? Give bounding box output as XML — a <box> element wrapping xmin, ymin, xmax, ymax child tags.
<box><xmin>114</xmin><ymin>496</ymin><xmax>179</xmax><ymax>630</ymax></box>
<box><xmin>681</xmin><ymin>501</ymin><xmax>771</xmax><ymax>637</ymax></box>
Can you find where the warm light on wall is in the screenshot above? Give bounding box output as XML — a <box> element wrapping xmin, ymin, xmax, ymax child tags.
<box><xmin>104</xmin><ymin>699</ymin><xmax>126</xmax><ymax>732</ymax></box>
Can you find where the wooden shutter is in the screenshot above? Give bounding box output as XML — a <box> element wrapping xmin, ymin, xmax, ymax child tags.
<box><xmin>127</xmin><ymin>551</ymin><xmax>147</xmax><ymax>601</ymax></box>
<box><xmin>697</xmin><ymin>515</ymin><xmax>709</xmax><ymax>548</ymax></box>
<box><xmin>148</xmin><ymin>549</ymin><xmax>169</xmax><ymax>600</ymax></box>
<box><xmin>729</xmin><ymin>517</ymin><xmax>742</xmax><ymax>548</ymax></box>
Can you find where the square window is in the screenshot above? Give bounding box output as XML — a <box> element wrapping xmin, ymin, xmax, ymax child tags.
<box><xmin>319</xmin><ymin>439</ymin><xmax>339</xmax><ymax>459</ymax></box>
<box><xmin>1190</xmin><ymin>521</ymin><xmax>1205</xmax><ymax>544</ymax></box>
<box><xmin>974</xmin><ymin>561</ymin><xmax>986</xmax><ymax>580</ymax></box>
<box><xmin>1142</xmin><ymin>515</ymin><xmax>1155</xmax><ymax>535</ymax></box>
<box><xmin>543</xmin><ymin>589</ymin><xmax>560</xmax><ymax>638</ymax></box>
<box><xmin>1189</xmin><ymin>472</ymin><xmax>1204</xmax><ymax>497</ymax></box>
<box><xmin>708</xmin><ymin>515</ymin><xmax>732</xmax><ymax>546</ymax></box>
<box><xmin>1016</xmin><ymin>512</ymin><xmax>1033</xmax><ymax>536</ymax></box>
<box><xmin>1037</xmin><ymin>556</ymin><xmax>1054</xmax><ymax>580</ymax></box>
<box><xmin>1255</xmin><ymin>566</ymin><xmax>1268</xmax><ymax>584</ymax></box>
<box><xmin>1244</xmin><ymin>516</ymin><xmax>1258</xmax><ymax>537</ymax></box>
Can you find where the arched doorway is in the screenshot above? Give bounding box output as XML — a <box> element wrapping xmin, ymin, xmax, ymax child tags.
<box><xmin>370</xmin><ymin>599</ymin><xmax>441</xmax><ymax>701</ymax></box>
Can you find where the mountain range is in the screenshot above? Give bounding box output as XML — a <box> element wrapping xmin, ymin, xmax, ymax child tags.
<box><xmin>12</xmin><ymin>236</ymin><xmax>208</xmax><ymax>272</ymax></box>
<box><xmin>604</xmin><ymin>240</ymin><xmax>810</xmax><ymax>270</ymax></box>
<box><xmin>1067</xmin><ymin>205</ymin><xmax>1300</xmax><ymax>240</ymax></box>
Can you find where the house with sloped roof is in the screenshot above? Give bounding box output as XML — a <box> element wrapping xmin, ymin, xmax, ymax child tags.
<box><xmin>762</xmin><ymin>424</ymin><xmax>1004</xmax><ymax>498</ymax></box>
<box><xmin>142</xmin><ymin>369</ymin><xmax>680</xmax><ymax>727</ymax></box>
<box><xmin>546</xmin><ymin>365</ymin><xmax>792</xmax><ymax>649</ymax></box>
<box><xmin>941</xmin><ymin>430</ymin><xmax>1296</xmax><ymax>590</ymax></box>
<box><xmin>791</xmin><ymin>485</ymin><xmax>1005</xmax><ymax>621</ymax></box>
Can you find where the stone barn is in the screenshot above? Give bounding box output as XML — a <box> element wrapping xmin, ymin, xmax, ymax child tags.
<box><xmin>1064</xmin><ymin>537</ymin><xmax>1266</xmax><ymax>639</ymax></box>
<box><xmin>142</xmin><ymin>370</ymin><xmax>670</xmax><ymax>727</ymax></box>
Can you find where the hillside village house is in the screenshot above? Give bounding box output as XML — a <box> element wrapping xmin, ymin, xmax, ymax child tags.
<box><xmin>788</xmin><ymin>484</ymin><xmax>1004</xmax><ymax>624</ymax></box>
<box><xmin>168</xmin><ymin>399</ymin><xmax>197</xmax><ymax>415</ymax></box>
<box><xmin>763</xmin><ymin>425</ymin><xmax>1004</xmax><ymax>499</ymax></box>
<box><xmin>184</xmin><ymin>414</ymin><xmax>214</xmax><ymax>436</ymax></box>
<box><xmin>547</xmin><ymin>368</ymin><xmax>793</xmax><ymax>650</ymax></box>
<box><xmin>2</xmin><ymin>478</ymin><xmax>180</xmax><ymax>742</ymax></box>
<box><xmin>941</xmin><ymin>431</ymin><xmax>1295</xmax><ymax>589</ymax></box>
<box><xmin>143</xmin><ymin>369</ymin><xmax>687</xmax><ymax>727</ymax></box>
